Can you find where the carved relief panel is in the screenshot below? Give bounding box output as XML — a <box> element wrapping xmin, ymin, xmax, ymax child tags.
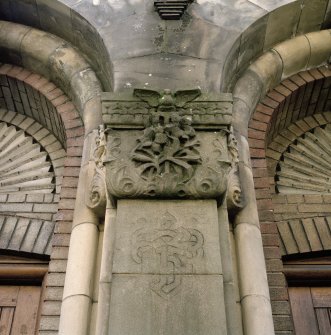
<box><xmin>108</xmin><ymin>200</ymin><xmax>227</xmax><ymax>335</ymax></box>
<box><xmin>93</xmin><ymin>89</ymin><xmax>239</xmax><ymax>204</ymax></box>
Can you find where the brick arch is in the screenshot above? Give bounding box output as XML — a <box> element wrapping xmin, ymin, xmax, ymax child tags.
<box><xmin>0</xmin><ymin>63</ymin><xmax>84</xmax><ymax>333</ymax></box>
<box><xmin>248</xmin><ymin>66</ymin><xmax>331</xmax><ymax>335</ymax></box>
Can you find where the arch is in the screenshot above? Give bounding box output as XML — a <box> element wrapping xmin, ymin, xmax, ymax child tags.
<box><xmin>0</xmin><ymin>21</ymin><xmax>103</xmax><ymax>133</ymax></box>
<box><xmin>0</xmin><ymin>0</ymin><xmax>112</xmax><ymax>91</ymax></box>
<box><xmin>249</xmin><ymin>67</ymin><xmax>331</xmax><ymax>256</ymax></box>
<box><xmin>232</xmin><ymin>30</ymin><xmax>331</xmax><ymax>335</ymax></box>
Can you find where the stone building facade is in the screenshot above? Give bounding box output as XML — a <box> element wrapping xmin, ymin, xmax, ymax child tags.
<box><xmin>0</xmin><ymin>1</ymin><xmax>331</xmax><ymax>335</ymax></box>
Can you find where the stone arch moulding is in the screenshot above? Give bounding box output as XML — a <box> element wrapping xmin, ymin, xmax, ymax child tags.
<box><xmin>0</xmin><ymin>0</ymin><xmax>113</xmax><ymax>91</ymax></box>
<box><xmin>0</xmin><ymin>20</ymin><xmax>103</xmax><ymax>134</ymax></box>
<box><xmin>248</xmin><ymin>66</ymin><xmax>331</xmax><ymax>334</ymax></box>
<box><xmin>0</xmin><ymin>22</ymin><xmax>105</xmax><ymax>334</ymax></box>
<box><xmin>232</xmin><ymin>30</ymin><xmax>331</xmax><ymax>335</ymax></box>
<box><xmin>249</xmin><ymin>66</ymin><xmax>331</xmax><ymax>257</ymax></box>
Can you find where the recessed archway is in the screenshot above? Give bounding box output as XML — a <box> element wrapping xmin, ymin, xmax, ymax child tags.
<box><xmin>0</xmin><ymin>63</ymin><xmax>84</xmax><ymax>334</ymax></box>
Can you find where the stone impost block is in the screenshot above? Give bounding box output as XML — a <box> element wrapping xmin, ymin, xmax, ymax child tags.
<box><xmin>102</xmin><ymin>130</ymin><xmax>232</xmax><ymax>200</ymax></box>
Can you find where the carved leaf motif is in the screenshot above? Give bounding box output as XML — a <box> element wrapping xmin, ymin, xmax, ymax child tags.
<box><xmin>131</xmin><ymin>112</ymin><xmax>202</xmax><ymax>182</ymax></box>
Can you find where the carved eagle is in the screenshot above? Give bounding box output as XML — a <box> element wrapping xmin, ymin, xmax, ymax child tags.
<box><xmin>133</xmin><ymin>88</ymin><xmax>201</xmax><ymax>109</ymax></box>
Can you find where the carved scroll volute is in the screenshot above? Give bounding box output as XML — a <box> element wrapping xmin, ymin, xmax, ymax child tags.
<box><xmin>86</xmin><ymin>125</ymin><xmax>108</xmax><ymax>216</ymax></box>
<box><xmin>226</xmin><ymin>129</ymin><xmax>244</xmax><ymax>213</ymax></box>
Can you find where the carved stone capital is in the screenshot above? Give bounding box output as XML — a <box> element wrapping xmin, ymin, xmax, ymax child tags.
<box><xmin>99</xmin><ymin>89</ymin><xmax>239</xmax><ymax>201</ymax></box>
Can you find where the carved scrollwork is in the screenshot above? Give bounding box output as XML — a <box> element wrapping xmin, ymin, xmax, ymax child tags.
<box><xmin>131</xmin><ymin>211</ymin><xmax>204</xmax><ymax>298</ymax></box>
<box><xmin>87</xmin><ymin>168</ymin><xmax>107</xmax><ymax>215</ymax></box>
<box><xmin>130</xmin><ymin>112</ymin><xmax>202</xmax><ymax>183</ymax></box>
<box><xmin>225</xmin><ymin>128</ymin><xmax>243</xmax><ymax>211</ymax></box>
<box><xmin>86</xmin><ymin>125</ymin><xmax>115</xmax><ymax>215</ymax></box>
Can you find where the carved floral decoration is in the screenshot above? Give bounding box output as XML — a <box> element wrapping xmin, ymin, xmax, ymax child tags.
<box><xmin>90</xmin><ymin>88</ymin><xmax>241</xmax><ymax>201</ymax></box>
<box><xmin>131</xmin><ymin>112</ymin><xmax>201</xmax><ymax>182</ymax></box>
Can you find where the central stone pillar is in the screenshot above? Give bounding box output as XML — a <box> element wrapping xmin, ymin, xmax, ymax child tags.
<box><xmin>109</xmin><ymin>200</ymin><xmax>226</xmax><ymax>335</ymax></box>
<box><xmin>89</xmin><ymin>89</ymin><xmax>241</xmax><ymax>335</ymax></box>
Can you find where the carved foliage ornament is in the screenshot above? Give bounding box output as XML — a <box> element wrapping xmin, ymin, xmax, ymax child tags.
<box><xmin>131</xmin><ymin>89</ymin><xmax>202</xmax><ymax>183</ymax></box>
<box><xmin>96</xmin><ymin>88</ymin><xmax>239</xmax><ymax>200</ymax></box>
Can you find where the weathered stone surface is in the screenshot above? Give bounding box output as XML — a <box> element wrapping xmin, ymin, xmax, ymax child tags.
<box><xmin>105</xmin><ymin>199</ymin><xmax>227</xmax><ymax>334</ymax></box>
<box><xmin>108</xmin><ymin>274</ymin><xmax>227</xmax><ymax>335</ymax></box>
<box><xmin>112</xmin><ymin>54</ymin><xmax>222</xmax><ymax>92</ymax></box>
<box><xmin>273</xmin><ymin>35</ymin><xmax>310</xmax><ymax>79</ymax></box>
<box><xmin>102</xmin><ymin>91</ymin><xmax>232</xmax><ymax>128</ymax></box>
<box><xmin>306</xmin><ymin>30</ymin><xmax>331</xmax><ymax>68</ymax></box>
<box><xmin>238</xmin><ymin>15</ymin><xmax>268</xmax><ymax>70</ymax></box>
<box><xmin>297</xmin><ymin>0</ymin><xmax>328</xmax><ymax>34</ymax></box>
<box><xmin>248</xmin><ymin>0</ymin><xmax>295</xmax><ymax>11</ymax></box>
<box><xmin>21</xmin><ymin>29</ymin><xmax>66</xmax><ymax>78</ymax></box>
<box><xmin>192</xmin><ymin>0</ymin><xmax>266</xmax><ymax>30</ymax></box>
<box><xmin>113</xmin><ymin>200</ymin><xmax>222</xmax><ymax>274</ymax></box>
<box><xmin>36</xmin><ymin>0</ymin><xmax>73</xmax><ymax>44</ymax></box>
<box><xmin>263</xmin><ymin>1</ymin><xmax>302</xmax><ymax>50</ymax></box>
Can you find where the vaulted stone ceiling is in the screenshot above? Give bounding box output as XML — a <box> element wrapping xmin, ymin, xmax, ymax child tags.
<box><xmin>1</xmin><ymin>1</ymin><xmax>331</xmax><ymax>91</ymax></box>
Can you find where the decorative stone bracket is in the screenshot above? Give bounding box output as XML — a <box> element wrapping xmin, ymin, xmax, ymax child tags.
<box><xmin>87</xmin><ymin>88</ymin><xmax>243</xmax><ymax>211</ymax></box>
